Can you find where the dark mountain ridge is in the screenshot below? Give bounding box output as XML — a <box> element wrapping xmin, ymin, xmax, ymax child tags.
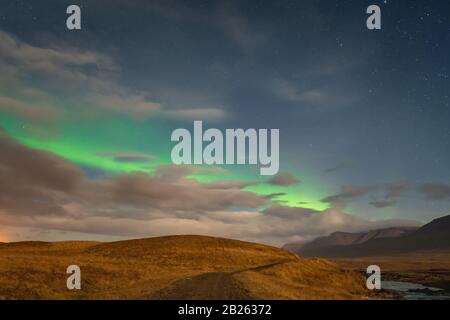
<box><xmin>285</xmin><ymin>215</ymin><xmax>450</xmax><ymax>258</ymax></box>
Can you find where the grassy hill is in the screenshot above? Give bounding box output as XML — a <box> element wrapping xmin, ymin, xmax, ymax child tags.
<box><xmin>0</xmin><ymin>235</ymin><xmax>368</xmax><ymax>300</ymax></box>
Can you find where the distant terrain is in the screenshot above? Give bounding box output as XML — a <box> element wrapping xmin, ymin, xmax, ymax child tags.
<box><xmin>0</xmin><ymin>235</ymin><xmax>368</xmax><ymax>300</ymax></box>
<box><xmin>284</xmin><ymin>226</ymin><xmax>418</xmax><ymax>254</ymax></box>
<box><xmin>284</xmin><ymin>215</ymin><xmax>450</xmax><ymax>294</ymax></box>
<box><xmin>284</xmin><ymin>215</ymin><xmax>450</xmax><ymax>257</ymax></box>
<box><xmin>3</xmin><ymin>216</ymin><xmax>449</xmax><ymax>300</ymax></box>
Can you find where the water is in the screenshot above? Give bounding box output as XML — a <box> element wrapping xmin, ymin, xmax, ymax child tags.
<box><xmin>382</xmin><ymin>281</ymin><xmax>450</xmax><ymax>300</ymax></box>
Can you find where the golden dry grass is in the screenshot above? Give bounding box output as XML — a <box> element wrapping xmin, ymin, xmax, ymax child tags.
<box><xmin>0</xmin><ymin>235</ymin><xmax>369</xmax><ymax>300</ymax></box>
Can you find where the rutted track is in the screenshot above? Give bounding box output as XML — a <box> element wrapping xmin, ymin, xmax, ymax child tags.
<box><xmin>151</xmin><ymin>260</ymin><xmax>293</xmax><ymax>300</ymax></box>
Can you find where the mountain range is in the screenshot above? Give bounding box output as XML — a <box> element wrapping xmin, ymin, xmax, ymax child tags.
<box><xmin>284</xmin><ymin>215</ymin><xmax>450</xmax><ymax>257</ymax></box>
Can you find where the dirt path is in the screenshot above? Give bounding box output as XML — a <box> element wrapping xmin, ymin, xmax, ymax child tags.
<box><xmin>151</xmin><ymin>259</ymin><xmax>293</xmax><ymax>300</ymax></box>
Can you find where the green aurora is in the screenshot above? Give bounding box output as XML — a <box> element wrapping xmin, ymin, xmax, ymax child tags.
<box><xmin>0</xmin><ymin>113</ymin><xmax>329</xmax><ymax>211</ymax></box>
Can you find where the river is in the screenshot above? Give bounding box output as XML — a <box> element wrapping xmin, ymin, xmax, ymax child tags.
<box><xmin>382</xmin><ymin>281</ymin><xmax>450</xmax><ymax>300</ymax></box>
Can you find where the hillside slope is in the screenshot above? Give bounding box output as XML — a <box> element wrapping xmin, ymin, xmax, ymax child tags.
<box><xmin>0</xmin><ymin>235</ymin><xmax>368</xmax><ymax>300</ymax></box>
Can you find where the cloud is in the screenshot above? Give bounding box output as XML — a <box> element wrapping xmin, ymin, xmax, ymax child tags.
<box><xmin>0</xmin><ymin>30</ymin><xmax>227</xmax><ymax>122</ymax></box>
<box><xmin>0</xmin><ymin>31</ymin><xmax>118</xmax><ymax>77</ymax></box>
<box><xmin>0</xmin><ymin>129</ymin><xmax>85</xmax><ymax>217</ymax></box>
<box><xmin>369</xmin><ymin>199</ymin><xmax>397</xmax><ymax>208</ymax></box>
<box><xmin>161</xmin><ymin>107</ymin><xmax>227</xmax><ymax>122</ymax></box>
<box><xmin>0</xmin><ymin>130</ymin><xmax>421</xmax><ymax>246</ymax></box>
<box><xmin>152</xmin><ymin>164</ymin><xmax>194</xmax><ymax>181</ymax></box>
<box><xmin>205</xmin><ymin>180</ymin><xmax>257</xmax><ymax>190</ymax></box>
<box><xmin>323</xmin><ymin>182</ymin><xmax>409</xmax><ymax>209</ymax></box>
<box><xmin>108</xmin><ymin>1</ymin><xmax>269</xmax><ymax>54</ymax></box>
<box><xmin>366</xmin><ymin>181</ymin><xmax>409</xmax><ymax>208</ymax></box>
<box><xmin>275</xmin><ymin>85</ymin><xmax>359</xmax><ymax>110</ymax></box>
<box><xmin>264</xmin><ymin>193</ymin><xmax>287</xmax><ymax>200</ymax></box>
<box><xmin>219</xmin><ymin>2</ymin><xmax>268</xmax><ymax>52</ymax></box>
<box><xmin>251</xmin><ymin>206</ymin><xmax>419</xmax><ymax>245</ymax></box>
<box><xmin>0</xmin><ymin>129</ymin><xmax>83</xmax><ymax>190</ymax></box>
<box><xmin>268</xmin><ymin>50</ymin><xmax>362</xmax><ymax>111</ymax></box>
<box><xmin>324</xmin><ymin>160</ymin><xmax>354</xmax><ymax>174</ymax></box>
<box><xmin>99</xmin><ymin>152</ymin><xmax>156</xmax><ymax>163</ymax></box>
<box><xmin>0</xmin><ymin>30</ymin><xmax>146</xmax><ymax>119</ymax></box>
<box><xmin>267</xmin><ymin>172</ymin><xmax>300</xmax><ymax>186</ymax></box>
<box><xmin>322</xmin><ymin>185</ymin><xmax>376</xmax><ymax>209</ymax></box>
<box><xmin>88</xmin><ymin>93</ymin><xmax>162</xmax><ymax>118</ymax></box>
<box><xmin>0</xmin><ymin>130</ymin><xmax>267</xmax><ymax>218</ymax></box>
<box><xmin>369</xmin><ymin>181</ymin><xmax>409</xmax><ymax>208</ymax></box>
<box><xmin>263</xmin><ymin>206</ymin><xmax>318</xmax><ymax>219</ymax></box>
<box><xmin>107</xmin><ymin>174</ymin><xmax>257</xmax><ymax>213</ymax></box>
<box><xmin>419</xmin><ymin>183</ymin><xmax>450</xmax><ymax>201</ymax></box>
<box><xmin>0</xmin><ymin>95</ymin><xmax>59</xmax><ymax>121</ymax></box>
<box><xmin>385</xmin><ymin>181</ymin><xmax>409</xmax><ymax>198</ymax></box>
<box><xmin>268</xmin><ymin>79</ymin><xmax>306</xmax><ymax>103</ymax></box>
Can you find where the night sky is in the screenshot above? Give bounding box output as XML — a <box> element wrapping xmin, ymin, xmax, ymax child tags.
<box><xmin>0</xmin><ymin>0</ymin><xmax>449</xmax><ymax>244</ymax></box>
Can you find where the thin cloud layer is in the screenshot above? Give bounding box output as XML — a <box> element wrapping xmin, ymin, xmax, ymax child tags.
<box><xmin>419</xmin><ymin>183</ymin><xmax>450</xmax><ymax>201</ymax></box>
<box><xmin>322</xmin><ymin>182</ymin><xmax>410</xmax><ymax>209</ymax></box>
<box><xmin>0</xmin><ymin>30</ymin><xmax>225</xmax><ymax>122</ymax></box>
<box><xmin>99</xmin><ymin>152</ymin><xmax>156</xmax><ymax>163</ymax></box>
<box><xmin>267</xmin><ymin>172</ymin><xmax>300</xmax><ymax>186</ymax></box>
